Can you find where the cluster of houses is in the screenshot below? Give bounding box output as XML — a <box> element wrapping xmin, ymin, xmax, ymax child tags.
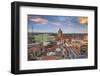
<box><xmin>28</xmin><ymin>28</ymin><xmax>88</xmax><ymax>60</ymax></box>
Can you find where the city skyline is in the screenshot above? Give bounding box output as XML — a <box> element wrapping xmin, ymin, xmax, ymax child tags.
<box><xmin>28</xmin><ymin>15</ymin><xmax>88</xmax><ymax>33</ymax></box>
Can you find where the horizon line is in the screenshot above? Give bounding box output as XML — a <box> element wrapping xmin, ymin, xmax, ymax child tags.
<box><xmin>28</xmin><ymin>32</ymin><xmax>88</xmax><ymax>34</ymax></box>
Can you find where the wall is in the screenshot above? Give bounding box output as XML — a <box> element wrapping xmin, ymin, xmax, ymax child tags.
<box><xmin>0</xmin><ymin>0</ymin><xmax>99</xmax><ymax>76</ymax></box>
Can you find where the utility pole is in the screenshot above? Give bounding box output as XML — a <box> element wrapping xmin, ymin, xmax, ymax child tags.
<box><xmin>32</xmin><ymin>24</ymin><xmax>33</xmax><ymax>43</ymax></box>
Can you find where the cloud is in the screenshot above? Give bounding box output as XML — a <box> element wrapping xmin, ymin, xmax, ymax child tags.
<box><xmin>30</xmin><ymin>17</ymin><xmax>48</xmax><ymax>23</ymax></box>
<box><xmin>51</xmin><ymin>22</ymin><xmax>62</xmax><ymax>26</ymax></box>
<box><xmin>78</xmin><ymin>17</ymin><xmax>88</xmax><ymax>25</ymax></box>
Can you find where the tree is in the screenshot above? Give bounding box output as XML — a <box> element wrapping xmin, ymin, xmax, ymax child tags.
<box><xmin>32</xmin><ymin>34</ymin><xmax>55</xmax><ymax>52</ymax></box>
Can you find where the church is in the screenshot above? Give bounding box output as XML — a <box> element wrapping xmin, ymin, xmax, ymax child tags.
<box><xmin>56</xmin><ymin>28</ymin><xmax>66</xmax><ymax>46</ymax></box>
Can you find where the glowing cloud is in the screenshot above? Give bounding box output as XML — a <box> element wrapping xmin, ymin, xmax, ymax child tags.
<box><xmin>30</xmin><ymin>17</ymin><xmax>48</xmax><ymax>23</ymax></box>
<box><xmin>78</xmin><ymin>17</ymin><xmax>88</xmax><ymax>25</ymax></box>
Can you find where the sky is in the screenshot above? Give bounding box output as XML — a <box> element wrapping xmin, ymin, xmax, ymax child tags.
<box><xmin>28</xmin><ymin>15</ymin><xmax>88</xmax><ymax>33</ymax></box>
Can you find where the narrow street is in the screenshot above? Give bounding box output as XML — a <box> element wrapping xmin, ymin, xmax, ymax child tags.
<box><xmin>66</xmin><ymin>48</ymin><xmax>78</xmax><ymax>59</ymax></box>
